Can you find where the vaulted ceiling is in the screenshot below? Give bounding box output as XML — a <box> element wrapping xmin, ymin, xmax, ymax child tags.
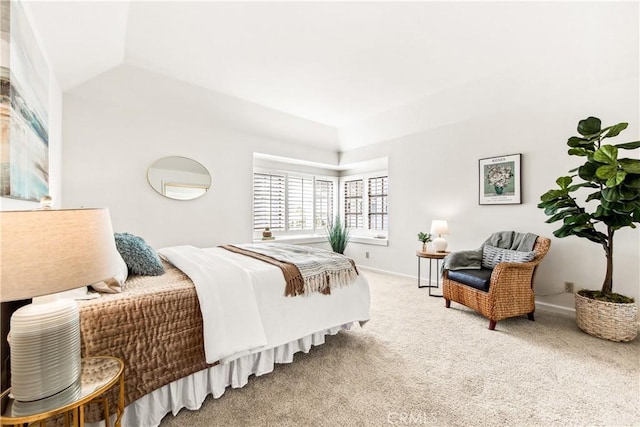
<box><xmin>27</xmin><ymin>2</ymin><xmax>638</xmax><ymax>138</ymax></box>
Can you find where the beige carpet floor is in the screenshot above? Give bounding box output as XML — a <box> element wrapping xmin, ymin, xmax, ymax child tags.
<box><xmin>160</xmin><ymin>270</ymin><xmax>640</xmax><ymax>426</ymax></box>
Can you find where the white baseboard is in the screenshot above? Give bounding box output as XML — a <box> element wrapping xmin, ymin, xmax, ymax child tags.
<box><xmin>359</xmin><ymin>265</ymin><xmax>579</xmax><ymax>316</ymax></box>
<box><xmin>535</xmin><ymin>301</ymin><xmax>575</xmax><ymax>317</ymax></box>
<box><xmin>358</xmin><ymin>265</ymin><xmax>416</xmax><ymax>280</ymax></box>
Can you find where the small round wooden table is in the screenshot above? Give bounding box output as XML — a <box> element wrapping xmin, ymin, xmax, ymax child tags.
<box><xmin>416</xmin><ymin>250</ymin><xmax>449</xmax><ymax>297</ymax></box>
<box><xmin>0</xmin><ymin>355</ymin><xmax>124</xmax><ymax>427</ymax></box>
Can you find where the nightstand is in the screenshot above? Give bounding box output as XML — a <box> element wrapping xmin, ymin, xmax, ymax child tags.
<box><xmin>1</xmin><ymin>356</ymin><xmax>124</xmax><ymax>427</ymax></box>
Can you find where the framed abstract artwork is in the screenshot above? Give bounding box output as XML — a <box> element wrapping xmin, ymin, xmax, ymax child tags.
<box><xmin>0</xmin><ymin>1</ymin><xmax>50</xmax><ymax>202</ymax></box>
<box><xmin>479</xmin><ymin>153</ymin><xmax>521</xmax><ymax>205</ymax></box>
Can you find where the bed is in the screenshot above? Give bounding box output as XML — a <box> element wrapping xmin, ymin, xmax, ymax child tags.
<box><xmin>78</xmin><ymin>243</ymin><xmax>370</xmax><ymax>427</ymax></box>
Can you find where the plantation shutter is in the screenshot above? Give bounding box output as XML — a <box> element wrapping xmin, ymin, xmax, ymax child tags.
<box><xmin>253</xmin><ymin>172</ymin><xmax>285</xmax><ymax>230</ymax></box>
<box><xmin>315</xmin><ymin>179</ymin><xmax>334</xmax><ymax>228</ymax></box>
<box><xmin>344</xmin><ymin>179</ymin><xmax>363</xmax><ymax>229</ymax></box>
<box><xmin>368</xmin><ymin>175</ymin><xmax>388</xmax><ymax>231</ymax></box>
<box><xmin>287</xmin><ymin>175</ymin><xmax>313</xmax><ymax>230</ymax></box>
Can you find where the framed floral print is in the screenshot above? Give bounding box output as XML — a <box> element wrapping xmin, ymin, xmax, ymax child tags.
<box><xmin>479</xmin><ymin>154</ymin><xmax>521</xmax><ymax>205</ymax></box>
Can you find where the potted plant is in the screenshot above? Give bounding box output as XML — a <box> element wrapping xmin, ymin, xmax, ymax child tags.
<box><xmin>417</xmin><ymin>232</ymin><xmax>432</xmax><ymax>252</ymax></box>
<box><xmin>326</xmin><ymin>215</ymin><xmax>350</xmax><ymax>254</ymax></box>
<box><xmin>538</xmin><ymin>116</ymin><xmax>640</xmax><ymax>342</ymax></box>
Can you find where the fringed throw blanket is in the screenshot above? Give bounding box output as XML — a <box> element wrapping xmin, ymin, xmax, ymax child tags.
<box><xmin>221</xmin><ymin>243</ymin><xmax>358</xmax><ymax>296</ymax></box>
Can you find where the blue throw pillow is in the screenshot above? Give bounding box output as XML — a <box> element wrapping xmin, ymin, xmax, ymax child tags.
<box><xmin>114</xmin><ymin>233</ymin><xmax>165</xmax><ymax>276</ymax></box>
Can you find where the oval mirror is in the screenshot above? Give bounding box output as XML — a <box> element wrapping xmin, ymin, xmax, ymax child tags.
<box><xmin>147</xmin><ymin>156</ymin><xmax>211</xmax><ymax>200</ymax></box>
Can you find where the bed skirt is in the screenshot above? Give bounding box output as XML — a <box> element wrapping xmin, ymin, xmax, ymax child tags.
<box><xmin>88</xmin><ymin>323</ymin><xmax>356</xmax><ymax>427</ymax></box>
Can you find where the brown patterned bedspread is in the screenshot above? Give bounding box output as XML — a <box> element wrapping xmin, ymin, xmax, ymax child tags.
<box><xmin>77</xmin><ymin>261</ymin><xmax>212</xmax><ymax>421</ymax></box>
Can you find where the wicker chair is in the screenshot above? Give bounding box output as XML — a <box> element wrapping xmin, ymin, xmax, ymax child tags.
<box><xmin>443</xmin><ymin>236</ymin><xmax>551</xmax><ymax>330</ymax></box>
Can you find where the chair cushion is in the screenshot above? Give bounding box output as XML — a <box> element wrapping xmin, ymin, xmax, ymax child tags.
<box><xmin>447</xmin><ymin>268</ymin><xmax>493</xmax><ymax>292</ymax></box>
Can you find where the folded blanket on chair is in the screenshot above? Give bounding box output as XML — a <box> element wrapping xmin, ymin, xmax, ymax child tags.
<box><xmin>443</xmin><ymin>231</ymin><xmax>538</xmax><ymax>272</ymax></box>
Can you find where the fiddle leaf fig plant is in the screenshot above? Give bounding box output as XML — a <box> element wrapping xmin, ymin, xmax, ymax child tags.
<box><xmin>538</xmin><ymin>117</ymin><xmax>640</xmax><ymax>302</ymax></box>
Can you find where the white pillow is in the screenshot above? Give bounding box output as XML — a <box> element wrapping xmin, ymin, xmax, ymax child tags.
<box><xmin>482</xmin><ymin>245</ymin><xmax>536</xmax><ymax>269</ymax></box>
<box><xmin>90</xmin><ymin>251</ymin><xmax>129</xmax><ymax>293</ymax></box>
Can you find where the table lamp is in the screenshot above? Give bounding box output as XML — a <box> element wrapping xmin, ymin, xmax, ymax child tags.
<box><xmin>430</xmin><ymin>220</ymin><xmax>449</xmax><ymax>252</ymax></box>
<box><xmin>0</xmin><ymin>208</ymin><xmax>120</xmax><ymax>403</ymax></box>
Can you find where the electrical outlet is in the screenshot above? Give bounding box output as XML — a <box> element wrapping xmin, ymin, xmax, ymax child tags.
<box><xmin>365</xmin><ymin>252</ymin><xmax>370</xmax><ymax>259</ymax></box>
<box><xmin>564</xmin><ymin>282</ymin><xmax>574</xmax><ymax>293</ymax></box>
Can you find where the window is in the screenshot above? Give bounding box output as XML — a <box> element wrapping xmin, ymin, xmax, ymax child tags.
<box><xmin>253</xmin><ymin>169</ymin><xmax>337</xmax><ymax>236</ymax></box>
<box><xmin>287</xmin><ymin>175</ymin><xmax>313</xmax><ymax>230</ymax></box>
<box><xmin>341</xmin><ymin>172</ymin><xmax>389</xmax><ymax>235</ymax></box>
<box><xmin>315</xmin><ymin>179</ymin><xmax>334</xmax><ymax>228</ymax></box>
<box><xmin>252</xmin><ymin>154</ymin><xmax>388</xmax><ymax>241</ymax></box>
<box><xmin>343</xmin><ymin>179</ymin><xmax>363</xmax><ymax>228</ymax></box>
<box><xmin>253</xmin><ymin>172</ymin><xmax>285</xmax><ymax>231</ymax></box>
<box><xmin>368</xmin><ymin>176</ymin><xmax>388</xmax><ymax>231</ymax></box>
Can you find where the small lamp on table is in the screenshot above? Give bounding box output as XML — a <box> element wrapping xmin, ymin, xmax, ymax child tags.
<box><xmin>430</xmin><ymin>220</ymin><xmax>449</xmax><ymax>253</ymax></box>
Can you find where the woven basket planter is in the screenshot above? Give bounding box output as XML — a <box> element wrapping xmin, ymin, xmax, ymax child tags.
<box><xmin>575</xmin><ymin>293</ymin><xmax>638</xmax><ymax>342</ymax></box>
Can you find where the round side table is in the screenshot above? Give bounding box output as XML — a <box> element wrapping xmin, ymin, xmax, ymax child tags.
<box><xmin>416</xmin><ymin>250</ymin><xmax>449</xmax><ymax>297</ymax></box>
<box><xmin>1</xmin><ymin>355</ymin><xmax>124</xmax><ymax>427</ymax></box>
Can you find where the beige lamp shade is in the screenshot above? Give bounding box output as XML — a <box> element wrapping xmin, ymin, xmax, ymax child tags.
<box><xmin>0</xmin><ymin>208</ymin><xmax>120</xmax><ymax>302</ymax></box>
<box><xmin>430</xmin><ymin>220</ymin><xmax>449</xmax><ymax>236</ymax></box>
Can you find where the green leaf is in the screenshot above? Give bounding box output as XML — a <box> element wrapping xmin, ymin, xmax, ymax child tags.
<box><xmin>625</xmin><ymin>174</ymin><xmax>640</xmax><ymax>189</ymax></box>
<box><xmin>537</xmin><ymin>199</ymin><xmax>557</xmax><ymax>209</ymax></box>
<box><xmin>585</xmin><ymin>191</ymin><xmax>602</xmax><ymax>202</ymax></box>
<box><xmin>568</xmin><ymin>148</ymin><xmax>590</xmax><ymax>156</ymax></box>
<box><xmin>556</xmin><ymin>176</ymin><xmax>572</xmax><ymax>189</ymax></box>
<box><xmin>540</xmin><ymin>189</ymin><xmax>565</xmax><ymax>202</ymax></box>
<box><xmin>553</xmin><ymin>223</ymin><xmax>578</xmax><ymax>238</ymax></box>
<box><xmin>615</xmin><ymin>140</ymin><xmax>640</xmax><ymax>150</ymax></box>
<box><xmin>600</xmin><ymin>186</ymin><xmax>635</xmax><ymax>202</ymax></box>
<box><xmin>567</xmin><ymin>136</ymin><xmax>588</xmax><ymax>147</ymax></box>
<box><xmin>601</xmin><ymin>187</ymin><xmax>620</xmax><ymax>202</ymax></box>
<box><xmin>544</xmin><ymin>199</ymin><xmax>575</xmax><ymax>215</ymax></box>
<box><xmin>616</xmin><ymin>185</ymin><xmax>639</xmax><ymax>201</ymax></box>
<box><xmin>577</xmin><ymin>117</ymin><xmax>601</xmax><ymax>136</ymax></box>
<box><xmin>546</xmin><ymin>209</ymin><xmax>578</xmax><ymax>223</ymax></box>
<box><xmin>574</xmin><ymin>230</ymin><xmax>607</xmax><ymax>244</ymax></box>
<box><xmin>595</xmin><ymin>164</ymin><xmax>617</xmax><ymax>180</ymax></box>
<box><xmin>606</xmin><ymin>215</ymin><xmax>634</xmax><ymax>228</ymax></box>
<box><xmin>611</xmin><ymin>201</ymin><xmax>636</xmax><ymax>214</ymax></box>
<box><xmin>593</xmin><ymin>205</ymin><xmax>610</xmax><ymax>219</ymax></box>
<box><xmin>578</xmin><ymin>162</ymin><xmax>598</xmax><ymax>181</ymax></box>
<box><xmin>563</xmin><ymin>213</ymin><xmax>591</xmax><ymax>225</ymax></box>
<box><xmin>603</xmin><ymin>122</ymin><xmax>628</xmax><ymax>138</ymax></box>
<box><xmin>567</xmin><ymin>182</ymin><xmax>598</xmax><ymax>192</ymax></box>
<box><xmin>619</xmin><ymin>159</ymin><xmax>640</xmax><ymax>174</ymax></box>
<box><xmin>606</xmin><ymin>170</ymin><xmax>626</xmax><ymax>187</ymax></box>
<box><xmin>593</xmin><ymin>145</ymin><xmax>618</xmax><ymax>165</ymax></box>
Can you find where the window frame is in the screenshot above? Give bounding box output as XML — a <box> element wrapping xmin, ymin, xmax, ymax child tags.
<box><xmin>252</xmin><ymin>166</ymin><xmax>338</xmax><ymax>239</ymax></box>
<box><xmin>339</xmin><ymin>170</ymin><xmax>389</xmax><ymax>238</ymax></box>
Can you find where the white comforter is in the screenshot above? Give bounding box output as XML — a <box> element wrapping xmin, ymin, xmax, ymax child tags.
<box><xmin>158</xmin><ymin>245</ymin><xmax>370</xmax><ymax>364</ymax></box>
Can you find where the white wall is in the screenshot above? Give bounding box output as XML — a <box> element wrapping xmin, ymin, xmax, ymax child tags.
<box><xmin>62</xmin><ymin>65</ymin><xmax>339</xmax><ymax>248</ymax></box>
<box><xmin>340</xmin><ymin>76</ymin><xmax>640</xmax><ymax>306</ymax></box>
<box><xmin>59</xmin><ymin>13</ymin><xmax>639</xmax><ymax>313</ymax></box>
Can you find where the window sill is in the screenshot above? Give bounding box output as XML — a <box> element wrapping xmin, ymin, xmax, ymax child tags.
<box><xmin>350</xmin><ymin>236</ymin><xmax>389</xmax><ymax>246</ymax></box>
<box><xmin>251</xmin><ymin>235</ymin><xmax>327</xmax><ymax>245</ymax></box>
<box><xmin>251</xmin><ymin>234</ymin><xmax>389</xmax><ymax>246</ymax></box>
